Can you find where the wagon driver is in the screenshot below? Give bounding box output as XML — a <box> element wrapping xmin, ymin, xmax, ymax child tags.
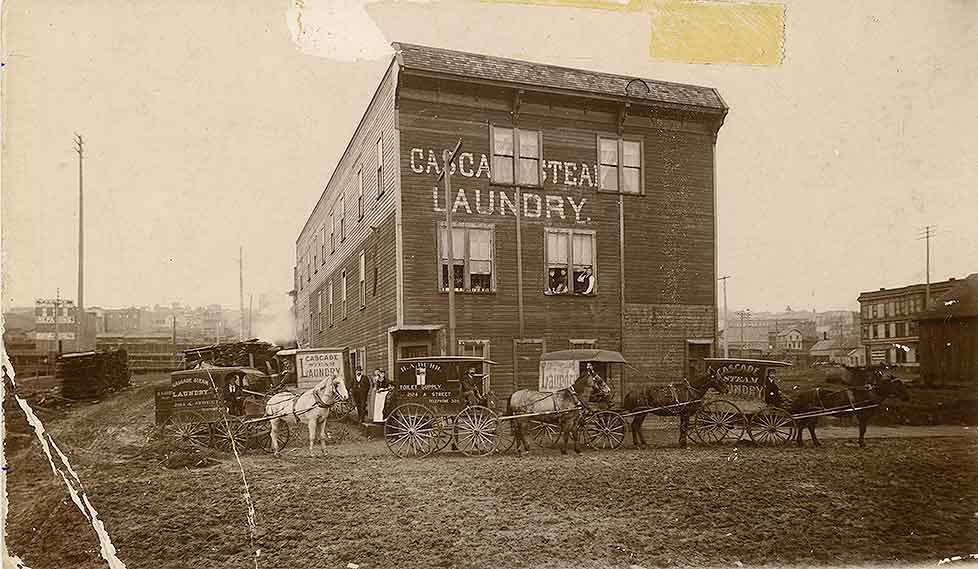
<box><xmin>460</xmin><ymin>366</ymin><xmax>485</xmax><ymax>407</ymax></box>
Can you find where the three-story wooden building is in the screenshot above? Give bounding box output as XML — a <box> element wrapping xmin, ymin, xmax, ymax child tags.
<box><xmin>293</xmin><ymin>43</ymin><xmax>727</xmax><ymax>403</ymax></box>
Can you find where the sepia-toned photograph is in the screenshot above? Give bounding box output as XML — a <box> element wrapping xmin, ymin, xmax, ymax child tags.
<box><xmin>2</xmin><ymin>1</ymin><xmax>976</xmax><ymax>568</ymax></box>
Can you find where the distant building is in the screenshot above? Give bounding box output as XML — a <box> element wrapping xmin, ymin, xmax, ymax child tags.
<box><xmin>809</xmin><ymin>335</ymin><xmax>863</xmax><ymax>366</ymax></box>
<box><xmin>775</xmin><ymin>328</ymin><xmax>804</xmax><ymax>352</ymax></box>
<box><xmin>33</xmin><ymin>298</ymin><xmax>95</xmax><ymax>353</ymax></box>
<box><xmin>858</xmin><ymin>278</ymin><xmax>958</xmax><ymax>366</ymax></box>
<box><xmin>917</xmin><ymin>273</ymin><xmax>978</xmax><ymax>384</ymax></box>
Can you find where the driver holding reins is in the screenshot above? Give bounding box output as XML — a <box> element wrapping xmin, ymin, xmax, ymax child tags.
<box><xmin>460</xmin><ymin>366</ymin><xmax>486</xmax><ymax>407</ymax></box>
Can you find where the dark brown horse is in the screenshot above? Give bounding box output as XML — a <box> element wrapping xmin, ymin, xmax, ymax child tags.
<box><xmin>789</xmin><ymin>377</ymin><xmax>909</xmax><ymax>447</ymax></box>
<box><xmin>622</xmin><ymin>372</ymin><xmax>729</xmax><ymax>448</ymax></box>
<box><xmin>507</xmin><ymin>373</ymin><xmax>603</xmax><ymax>455</ymax></box>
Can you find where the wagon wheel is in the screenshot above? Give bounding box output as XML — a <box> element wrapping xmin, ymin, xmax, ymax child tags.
<box><xmin>384</xmin><ymin>403</ymin><xmax>438</xmax><ymax>458</ymax></box>
<box><xmin>454</xmin><ymin>406</ymin><xmax>498</xmax><ymax>457</ymax></box>
<box><xmin>213</xmin><ymin>417</ymin><xmax>249</xmax><ymax>453</ymax></box>
<box><xmin>432</xmin><ymin>415</ymin><xmax>455</xmax><ymax>454</ymax></box>
<box><xmin>748</xmin><ymin>407</ymin><xmax>796</xmax><ymax>446</ymax></box>
<box><xmin>253</xmin><ymin>420</ymin><xmax>291</xmax><ymax>454</ymax></box>
<box><xmin>692</xmin><ymin>400</ymin><xmax>746</xmax><ymax>444</ymax></box>
<box><xmin>528</xmin><ymin>419</ymin><xmax>561</xmax><ymax>449</ymax></box>
<box><xmin>165</xmin><ymin>411</ymin><xmax>211</xmax><ymax>447</ymax></box>
<box><xmin>492</xmin><ymin>418</ymin><xmax>517</xmax><ymax>455</ymax></box>
<box><xmin>582</xmin><ymin>411</ymin><xmax>626</xmax><ymax>450</ymax></box>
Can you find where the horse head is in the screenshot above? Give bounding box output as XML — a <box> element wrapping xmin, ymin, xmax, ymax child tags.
<box><xmin>314</xmin><ymin>373</ymin><xmax>350</xmax><ymax>405</ymax></box>
<box><xmin>691</xmin><ymin>370</ymin><xmax>729</xmax><ymax>396</ymax></box>
<box><xmin>876</xmin><ymin>378</ymin><xmax>910</xmax><ymax>402</ymax></box>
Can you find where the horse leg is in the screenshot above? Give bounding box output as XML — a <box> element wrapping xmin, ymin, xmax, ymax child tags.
<box><xmin>635</xmin><ymin>415</ymin><xmax>648</xmax><ymax>449</ymax></box>
<box><xmin>857</xmin><ymin>412</ymin><xmax>867</xmax><ymax>448</ymax></box>
<box><xmin>269</xmin><ymin>419</ymin><xmax>280</xmax><ymax>456</ymax></box>
<box><xmin>795</xmin><ymin>419</ymin><xmax>805</xmax><ymax>447</ymax></box>
<box><xmin>572</xmin><ymin>417</ymin><xmax>582</xmax><ymax>455</ymax></box>
<box><xmin>559</xmin><ymin>421</ymin><xmax>569</xmax><ymax>455</ymax></box>
<box><xmin>319</xmin><ymin>413</ymin><xmax>329</xmax><ymax>456</ymax></box>
<box><xmin>808</xmin><ymin>419</ymin><xmax>821</xmax><ymax>448</ymax></box>
<box><xmin>307</xmin><ymin>419</ymin><xmax>318</xmax><ymax>457</ymax></box>
<box><xmin>678</xmin><ymin>414</ymin><xmax>688</xmax><ymax>448</ymax></box>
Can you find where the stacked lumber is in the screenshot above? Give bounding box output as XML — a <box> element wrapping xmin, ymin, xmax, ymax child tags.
<box><xmin>58</xmin><ymin>349</ymin><xmax>131</xmax><ymax>400</ymax></box>
<box><xmin>182</xmin><ymin>339</ymin><xmax>280</xmax><ymax>370</ymax></box>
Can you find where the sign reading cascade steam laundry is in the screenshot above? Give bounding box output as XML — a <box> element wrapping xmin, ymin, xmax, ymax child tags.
<box><xmin>411</xmin><ymin>147</ymin><xmax>596</xmax><ymax>224</ymax></box>
<box><xmin>296</xmin><ymin>349</ymin><xmax>345</xmax><ymax>390</ymax></box>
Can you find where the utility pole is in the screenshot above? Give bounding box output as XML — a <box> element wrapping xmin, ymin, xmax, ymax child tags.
<box><xmin>237</xmin><ymin>246</ymin><xmax>245</xmax><ymax>341</ymax></box>
<box><xmin>75</xmin><ymin>134</ymin><xmax>85</xmax><ymax>351</ymax></box>
<box><xmin>248</xmin><ymin>294</ymin><xmax>254</xmax><ymax>339</ymax></box>
<box><xmin>735</xmin><ymin>309</ymin><xmax>751</xmax><ymax>357</ymax></box>
<box><xmin>54</xmin><ymin>289</ymin><xmax>62</xmax><ymax>355</ymax></box>
<box><xmin>438</xmin><ymin>140</ymin><xmax>463</xmax><ymax>356</ymax></box>
<box><xmin>718</xmin><ymin>276</ymin><xmax>730</xmax><ymax>357</ymax></box>
<box><xmin>917</xmin><ymin>225</ymin><xmax>935</xmax><ymax>309</ymax></box>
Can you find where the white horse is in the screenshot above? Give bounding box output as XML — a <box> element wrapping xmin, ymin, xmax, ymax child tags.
<box><xmin>265</xmin><ymin>374</ymin><xmax>350</xmax><ymax>457</ymax></box>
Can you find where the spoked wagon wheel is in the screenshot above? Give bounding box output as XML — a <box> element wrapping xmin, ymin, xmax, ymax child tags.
<box><xmin>528</xmin><ymin>419</ymin><xmax>561</xmax><ymax>449</ymax></box>
<box><xmin>492</xmin><ymin>418</ymin><xmax>517</xmax><ymax>455</ymax></box>
<box><xmin>166</xmin><ymin>411</ymin><xmax>211</xmax><ymax>447</ymax></box>
<box><xmin>454</xmin><ymin>406</ymin><xmax>499</xmax><ymax>457</ymax></box>
<box><xmin>748</xmin><ymin>407</ymin><xmax>796</xmax><ymax>446</ymax></box>
<box><xmin>432</xmin><ymin>415</ymin><xmax>455</xmax><ymax>454</ymax></box>
<box><xmin>253</xmin><ymin>420</ymin><xmax>291</xmax><ymax>454</ymax></box>
<box><xmin>582</xmin><ymin>411</ymin><xmax>626</xmax><ymax>450</ymax></box>
<box><xmin>384</xmin><ymin>403</ymin><xmax>438</xmax><ymax>458</ymax></box>
<box><xmin>214</xmin><ymin>417</ymin><xmax>249</xmax><ymax>453</ymax></box>
<box><xmin>692</xmin><ymin>400</ymin><xmax>745</xmax><ymax>444</ymax></box>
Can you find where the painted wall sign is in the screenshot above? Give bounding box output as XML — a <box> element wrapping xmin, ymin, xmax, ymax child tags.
<box><xmin>410</xmin><ymin>147</ymin><xmax>600</xmax><ymax>189</ymax></box>
<box><xmin>539</xmin><ymin>360</ymin><xmax>579</xmax><ymax>392</ymax></box>
<box><xmin>296</xmin><ymin>349</ymin><xmax>345</xmax><ymax>390</ymax></box>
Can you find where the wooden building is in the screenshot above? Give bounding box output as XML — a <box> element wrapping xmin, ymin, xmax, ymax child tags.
<box><xmin>858</xmin><ymin>278</ymin><xmax>958</xmax><ymax>366</ymax></box>
<box><xmin>293</xmin><ymin>43</ymin><xmax>727</xmax><ymax>403</ymax></box>
<box><xmin>918</xmin><ymin>273</ymin><xmax>978</xmax><ymax>385</ymax></box>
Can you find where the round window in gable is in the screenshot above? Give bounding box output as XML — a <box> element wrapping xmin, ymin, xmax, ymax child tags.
<box><xmin>625</xmin><ymin>79</ymin><xmax>650</xmax><ymax>97</ymax></box>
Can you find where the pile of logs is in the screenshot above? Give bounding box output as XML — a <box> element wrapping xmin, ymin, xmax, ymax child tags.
<box><xmin>182</xmin><ymin>339</ymin><xmax>280</xmax><ymax>370</ymax></box>
<box><xmin>58</xmin><ymin>349</ymin><xmax>131</xmax><ymax>400</ymax></box>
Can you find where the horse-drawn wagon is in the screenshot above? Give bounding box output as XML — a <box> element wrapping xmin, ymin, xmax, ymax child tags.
<box><xmin>158</xmin><ymin>366</ymin><xmax>289</xmax><ymax>453</ymax></box>
<box><xmin>689</xmin><ymin>358</ymin><xmax>910</xmax><ymax>447</ymax></box>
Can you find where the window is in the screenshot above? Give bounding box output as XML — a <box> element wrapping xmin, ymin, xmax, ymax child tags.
<box><xmin>358</xmin><ymin>251</ymin><xmax>366</xmax><ymax>310</ymax></box>
<box><xmin>598</xmin><ymin>136</ymin><xmax>642</xmax><ymax>194</ymax></box>
<box><xmin>341</xmin><ymin>270</ymin><xmax>348</xmax><ymax>319</ymax></box>
<box><xmin>328</xmin><ymin>280</ymin><xmax>334</xmax><ymax>327</ymax></box>
<box><xmin>320</xmin><ymin>227</ymin><xmax>326</xmax><ymax>265</ymax></box>
<box><xmin>491</xmin><ymin>126</ymin><xmax>541</xmax><ymax>186</ymax></box>
<box><xmin>376</xmin><ymin>136</ymin><xmax>384</xmax><ymax>199</ymax></box>
<box><xmin>458</xmin><ymin>339</ymin><xmax>491</xmax><ymax>392</ymax></box>
<box><xmin>330</xmin><ymin>210</ymin><xmax>335</xmax><ymax>253</ymax></box>
<box><xmin>861</xmin><ymin>325</ymin><xmax>869</xmax><ymax>340</ymax></box>
<box><xmin>909</xmin><ymin>320</ymin><xmax>919</xmax><ymax>335</ymax></box>
<box><xmin>357</xmin><ymin>168</ymin><xmax>364</xmax><ymax>221</ymax></box>
<box><xmin>570</xmin><ymin>339</ymin><xmax>597</xmax><ymax>350</ymax></box>
<box><xmin>438</xmin><ymin>224</ymin><xmax>494</xmax><ymax>293</ymax></box>
<box><xmin>887</xmin><ymin>301</ymin><xmax>895</xmax><ymax>317</ymax></box>
<box><xmin>340</xmin><ymin>195</ymin><xmax>346</xmax><ymax>242</ymax></box>
<box><xmin>861</xmin><ymin>304</ymin><xmax>869</xmax><ymax>319</ymax></box>
<box><xmin>878</xmin><ymin>323</ymin><xmax>887</xmax><ymax>339</ymax></box>
<box><xmin>545</xmin><ymin>228</ymin><xmax>596</xmax><ymax>295</ymax></box>
<box><xmin>889</xmin><ymin>322</ymin><xmax>896</xmax><ymax>338</ymax></box>
<box><xmin>317</xmin><ymin>290</ymin><xmax>323</xmax><ymax>331</ymax></box>
<box><xmin>350</xmin><ymin>346</ymin><xmax>366</xmax><ymax>374</ymax></box>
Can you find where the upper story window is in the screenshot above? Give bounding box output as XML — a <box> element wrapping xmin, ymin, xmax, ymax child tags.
<box><xmin>341</xmin><ymin>270</ymin><xmax>348</xmax><ymax>319</ymax></box>
<box><xmin>330</xmin><ymin>210</ymin><xmax>336</xmax><ymax>253</ymax></box>
<box><xmin>340</xmin><ymin>195</ymin><xmax>346</xmax><ymax>242</ymax></box>
<box><xmin>357</xmin><ymin>168</ymin><xmax>364</xmax><ymax>221</ymax></box>
<box><xmin>439</xmin><ymin>223</ymin><xmax>494</xmax><ymax>293</ymax></box>
<box><xmin>598</xmin><ymin>137</ymin><xmax>643</xmax><ymax>194</ymax></box>
<box><xmin>545</xmin><ymin>228</ymin><xmax>595</xmax><ymax>296</ymax></box>
<box><xmin>328</xmin><ymin>279</ymin><xmax>334</xmax><ymax>327</ymax></box>
<box><xmin>359</xmin><ymin>251</ymin><xmax>367</xmax><ymax>310</ymax></box>
<box><xmin>376</xmin><ymin>136</ymin><xmax>385</xmax><ymax>199</ymax></box>
<box><xmin>320</xmin><ymin>227</ymin><xmax>326</xmax><ymax>265</ymax></box>
<box><xmin>491</xmin><ymin>126</ymin><xmax>541</xmax><ymax>187</ymax></box>
<box><xmin>317</xmin><ymin>290</ymin><xmax>323</xmax><ymax>332</ymax></box>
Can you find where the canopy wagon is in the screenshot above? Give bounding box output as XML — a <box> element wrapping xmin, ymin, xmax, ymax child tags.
<box><xmin>690</xmin><ymin>358</ymin><xmax>796</xmax><ymax>445</ymax></box>
<box><xmin>158</xmin><ymin>366</ymin><xmax>289</xmax><ymax>452</ymax></box>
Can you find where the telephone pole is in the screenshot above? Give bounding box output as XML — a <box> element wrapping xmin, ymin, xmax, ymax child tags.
<box><xmin>75</xmin><ymin>134</ymin><xmax>85</xmax><ymax>350</ymax></box>
<box><xmin>917</xmin><ymin>225</ymin><xmax>935</xmax><ymax>309</ymax></box>
<box><xmin>237</xmin><ymin>246</ymin><xmax>245</xmax><ymax>341</ymax></box>
<box><xmin>735</xmin><ymin>309</ymin><xmax>751</xmax><ymax>357</ymax></box>
<box><xmin>718</xmin><ymin>275</ymin><xmax>730</xmax><ymax>357</ymax></box>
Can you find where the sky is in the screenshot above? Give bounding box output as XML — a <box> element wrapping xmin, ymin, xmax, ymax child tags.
<box><xmin>2</xmin><ymin>0</ymin><xmax>976</xmax><ymax>315</ymax></box>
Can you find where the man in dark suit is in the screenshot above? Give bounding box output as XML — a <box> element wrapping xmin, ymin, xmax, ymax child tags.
<box><xmin>350</xmin><ymin>366</ymin><xmax>370</xmax><ymax>424</ymax></box>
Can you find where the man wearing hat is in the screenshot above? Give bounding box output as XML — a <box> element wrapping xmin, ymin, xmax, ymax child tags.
<box><xmin>460</xmin><ymin>366</ymin><xmax>485</xmax><ymax>407</ymax></box>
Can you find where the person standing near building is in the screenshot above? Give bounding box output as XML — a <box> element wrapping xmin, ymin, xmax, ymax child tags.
<box><xmin>351</xmin><ymin>366</ymin><xmax>370</xmax><ymax>424</ymax></box>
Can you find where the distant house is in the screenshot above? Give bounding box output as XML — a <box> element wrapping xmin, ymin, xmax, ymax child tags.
<box><xmin>775</xmin><ymin>328</ymin><xmax>804</xmax><ymax>352</ymax></box>
<box><xmin>918</xmin><ymin>273</ymin><xmax>978</xmax><ymax>384</ymax></box>
<box><xmin>809</xmin><ymin>335</ymin><xmax>863</xmax><ymax>365</ymax></box>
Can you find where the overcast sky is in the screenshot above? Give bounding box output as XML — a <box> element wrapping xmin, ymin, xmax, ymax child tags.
<box><xmin>3</xmin><ymin>0</ymin><xmax>976</xmax><ymax>315</ymax></box>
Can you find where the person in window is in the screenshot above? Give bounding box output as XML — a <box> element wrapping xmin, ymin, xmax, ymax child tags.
<box><xmin>549</xmin><ymin>268</ymin><xmax>568</xmax><ymax>294</ymax></box>
<box><xmin>575</xmin><ymin>267</ymin><xmax>595</xmax><ymax>295</ymax></box>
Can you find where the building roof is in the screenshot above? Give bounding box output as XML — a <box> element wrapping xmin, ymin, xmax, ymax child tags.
<box><xmin>393</xmin><ymin>42</ymin><xmax>727</xmax><ymax>112</ymax></box>
<box><xmin>776</xmin><ymin>328</ymin><xmax>802</xmax><ymax>338</ymax></box>
<box><xmin>858</xmin><ymin>278</ymin><xmax>959</xmax><ymax>302</ymax></box>
<box><xmin>919</xmin><ymin>273</ymin><xmax>978</xmax><ymax>320</ymax></box>
<box><xmin>810</xmin><ymin>336</ymin><xmax>862</xmax><ymax>355</ymax></box>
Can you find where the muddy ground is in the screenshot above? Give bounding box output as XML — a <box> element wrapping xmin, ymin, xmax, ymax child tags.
<box><xmin>5</xmin><ymin>372</ymin><xmax>978</xmax><ymax>569</ymax></box>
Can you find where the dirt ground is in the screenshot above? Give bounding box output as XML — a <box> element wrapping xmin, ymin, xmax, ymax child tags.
<box><xmin>6</xmin><ymin>372</ymin><xmax>978</xmax><ymax>569</ymax></box>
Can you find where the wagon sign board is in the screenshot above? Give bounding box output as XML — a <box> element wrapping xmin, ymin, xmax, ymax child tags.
<box><xmin>539</xmin><ymin>360</ymin><xmax>579</xmax><ymax>392</ymax></box>
<box><xmin>394</xmin><ymin>360</ymin><xmax>462</xmax><ymax>413</ymax></box>
<box><xmin>170</xmin><ymin>370</ymin><xmax>222</xmax><ymax>420</ymax></box>
<box><xmin>704</xmin><ymin>358</ymin><xmax>791</xmax><ymax>412</ymax></box>
<box><xmin>295</xmin><ymin>349</ymin><xmax>345</xmax><ymax>390</ymax></box>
